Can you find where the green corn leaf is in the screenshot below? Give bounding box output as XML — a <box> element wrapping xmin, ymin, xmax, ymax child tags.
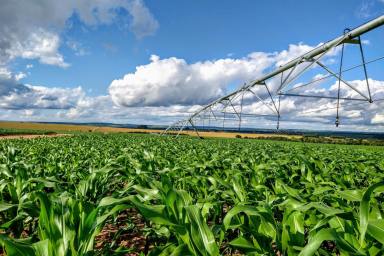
<box><xmin>0</xmin><ymin>202</ymin><xmax>17</xmax><ymax>212</ymax></box>
<box><xmin>130</xmin><ymin>196</ymin><xmax>175</xmax><ymax>226</ymax></box>
<box><xmin>133</xmin><ymin>185</ymin><xmax>160</xmax><ymax>201</ymax></box>
<box><xmin>312</xmin><ymin>186</ymin><xmax>333</xmax><ymax>195</ymax></box>
<box><xmin>148</xmin><ymin>243</ymin><xmax>189</xmax><ymax>256</ymax></box>
<box><xmin>185</xmin><ymin>205</ymin><xmax>220</xmax><ymax>256</ymax></box>
<box><xmin>96</xmin><ymin>204</ymin><xmax>131</xmax><ymax>227</ymax></box>
<box><xmin>28</xmin><ymin>177</ymin><xmax>57</xmax><ymax>188</ymax></box>
<box><xmin>367</xmin><ymin>219</ymin><xmax>384</xmax><ymax>244</ymax></box>
<box><xmin>228</xmin><ymin>236</ymin><xmax>259</xmax><ymax>251</ymax></box>
<box><xmin>337</xmin><ymin>189</ymin><xmax>363</xmax><ymax>201</ymax></box>
<box><xmin>359</xmin><ymin>181</ymin><xmax>384</xmax><ymax>247</ymax></box>
<box><xmin>97</xmin><ymin>195</ymin><xmax>132</xmax><ymax>207</ymax></box>
<box><xmin>285</xmin><ymin>211</ymin><xmax>305</xmax><ymax>234</ymax></box>
<box><xmin>0</xmin><ymin>213</ymin><xmax>27</xmax><ymax>229</ymax></box>
<box><xmin>310</xmin><ymin>211</ymin><xmax>354</xmax><ymax>232</ymax></box>
<box><xmin>276</xmin><ymin>179</ymin><xmax>303</xmax><ymax>201</ymax></box>
<box><xmin>0</xmin><ymin>234</ymin><xmax>36</xmax><ymax>256</ymax></box>
<box><xmin>368</xmin><ymin>245</ymin><xmax>381</xmax><ymax>256</ymax></box>
<box><xmin>299</xmin><ymin>202</ymin><xmax>343</xmax><ymax>215</ymax></box>
<box><xmin>223</xmin><ymin>205</ymin><xmax>260</xmax><ymax>230</ymax></box>
<box><xmin>299</xmin><ymin>228</ymin><xmax>363</xmax><ymax>256</ymax></box>
<box><xmin>32</xmin><ymin>240</ymin><xmax>49</xmax><ymax>256</ymax></box>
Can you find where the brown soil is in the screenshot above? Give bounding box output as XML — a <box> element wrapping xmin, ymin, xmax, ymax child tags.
<box><xmin>95</xmin><ymin>208</ymin><xmax>151</xmax><ymax>255</ymax></box>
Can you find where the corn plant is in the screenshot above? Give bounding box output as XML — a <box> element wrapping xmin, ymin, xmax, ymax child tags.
<box><xmin>0</xmin><ymin>133</ymin><xmax>384</xmax><ymax>255</ymax></box>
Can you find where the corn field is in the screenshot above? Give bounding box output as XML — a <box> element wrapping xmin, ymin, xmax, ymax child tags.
<box><xmin>1</xmin><ymin>133</ymin><xmax>384</xmax><ymax>255</ymax></box>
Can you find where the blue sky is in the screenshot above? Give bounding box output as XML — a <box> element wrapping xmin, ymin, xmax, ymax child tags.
<box><xmin>18</xmin><ymin>0</ymin><xmax>384</xmax><ymax>93</ymax></box>
<box><xmin>1</xmin><ymin>0</ymin><xmax>384</xmax><ymax>130</ymax></box>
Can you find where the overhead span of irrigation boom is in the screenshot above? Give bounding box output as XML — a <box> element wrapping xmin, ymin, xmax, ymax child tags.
<box><xmin>163</xmin><ymin>15</ymin><xmax>384</xmax><ymax>136</ymax></box>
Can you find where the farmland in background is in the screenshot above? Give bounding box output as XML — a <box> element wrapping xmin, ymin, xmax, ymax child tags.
<box><xmin>1</xmin><ymin>133</ymin><xmax>384</xmax><ymax>255</ymax></box>
<box><xmin>2</xmin><ymin>121</ymin><xmax>384</xmax><ymax>146</ymax></box>
<box><xmin>0</xmin><ymin>121</ymin><xmax>300</xmax><ymax>140</ymax></box>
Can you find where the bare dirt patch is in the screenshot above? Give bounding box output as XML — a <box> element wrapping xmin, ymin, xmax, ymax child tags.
<box><xmin>95</xmin><ymin>208</ymin><xmax>151</xmax><ymax>255</ymax></box>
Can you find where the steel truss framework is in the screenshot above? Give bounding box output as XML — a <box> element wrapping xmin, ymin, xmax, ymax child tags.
<box><xmin>163</xmin><ymin>15</ymin><xmax>384</xmax><ymax>136</ymax></box>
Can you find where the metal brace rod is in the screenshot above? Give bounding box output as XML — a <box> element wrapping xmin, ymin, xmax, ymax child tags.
<box><xmin>315</xmin><ymin>60</ymin><xmax>370</xmax><ymax>101</ymax></box>
<box><xmin>228</xmin><ymin>99</ymin><xmax>241</xmax><ymax>119</ymax></box>
<box><xmin>188</xmin><ymin>119</ymin><xmax>201</xmax><ymax>137</ymax></box>
<box><xmin>285</xmin><ymin>55</ymin><xmax>384</xmax><ymax>94</ymax></box>
<box><xmin>176</xmin><ymin>120</ymin><xmax>188</xmax><ymax>137</ymax></box>
<box><xmin>277</xmin><ymin>95</ymin><xmax>281</xmax><ymax>129</ymax></box>
<box><xmin>278</xmin><ymin>43</ymin><xmax>341</xmax><ymax>94</ymax></box>
<box><xmin>335</xmin><ymin>31</ymin><xmax>346</xmax><ymax>128</ymax></box>
<box><xmin>277</xmin><ymin>56</ymin><xmax>305</xmax><ymax>92</ymax></box>
<box><xmin>247</xmin><ymin>88</ymin><xmax>278</xmax><ymax>114</ymax></box>
<box><xmin>223</xmin><ymin>112</ymin><xmax>280</xmax><ymax>118</ymax></box>
<box><xmin>358</xmin><ymin>35</ymin><xmax>373</xmax><ymax>103</ymax></box>
<box><xmin>279</xmin><ymin>93</ymin><xmax>367</xmax><ymax>101</ymax></box>
<box><xmin>299</xmin><ymin>99</ymin><xmax>372</xmax><ymax>115</ymax></box>
<box><xmin>264</xmin><ymin>82</ymin><xmax>279</xmax><ymax>114</ymax></box>
<box><xmin>238</xmin><ymin>90</ymin><xmax>245</xmax><ymax>130</ymax></box>
<box><xmin>210</xmin><ymin>107</ymin><xmax>217</xmax><ymax>120</ymax></box>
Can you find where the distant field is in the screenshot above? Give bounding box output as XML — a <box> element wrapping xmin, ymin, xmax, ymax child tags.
<box><xmin>0</xmin><ymin>121</ymin><xmax>161</xmax><ymax>134</ymax></box>
<box><xmin>1</xmin><ymin>121</ymin><xmax>383</xmax><ymax>146</ymax></box>
<box><xmin>0</xmin><ymin>121</ymin><xmax>300</xmax><ymax>140</ymax></box>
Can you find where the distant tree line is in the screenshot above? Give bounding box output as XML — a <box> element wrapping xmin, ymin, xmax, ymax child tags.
<box><xmin>235</xmin><ymin>134</ymin><xmax>384</xmax><ymax>146</ymax></box>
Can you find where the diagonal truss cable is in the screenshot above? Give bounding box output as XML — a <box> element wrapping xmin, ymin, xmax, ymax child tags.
<box><xmin>284</xmin><ymin>55</ymin><xmax>384</xmax><ymax>94</ymax></box>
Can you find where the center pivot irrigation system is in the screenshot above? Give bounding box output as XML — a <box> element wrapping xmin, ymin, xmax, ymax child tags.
<box><xmin>163</xmin><ymin>15</ymin><xmax>384</xmax><ymax>136</ymax></box>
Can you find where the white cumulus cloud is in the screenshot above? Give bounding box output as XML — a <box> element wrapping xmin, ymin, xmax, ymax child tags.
<box><xmin>0</xmin><ymin>0</ymin><xmax>158</xmax><ymax>67</ymax></box>
<box><xmin>372</xmin><ymin>113</ymin><xmax>384</xmax><ymax>124</ymax></box>
<box><xmin>7</xmin><ymin>30</ymin><xmax>69</xmax><ymax>68</ymax></box>
<box><xmin>109</xmin><ymin>43</ymin><xmax>319</xmax><ymax>107</ymax></box>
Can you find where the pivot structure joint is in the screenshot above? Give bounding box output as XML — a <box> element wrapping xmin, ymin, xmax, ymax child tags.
<box><xmin>335</xmin><ymin>117</ymin><xmax>340</xmax><ymax>127</ymax></box>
